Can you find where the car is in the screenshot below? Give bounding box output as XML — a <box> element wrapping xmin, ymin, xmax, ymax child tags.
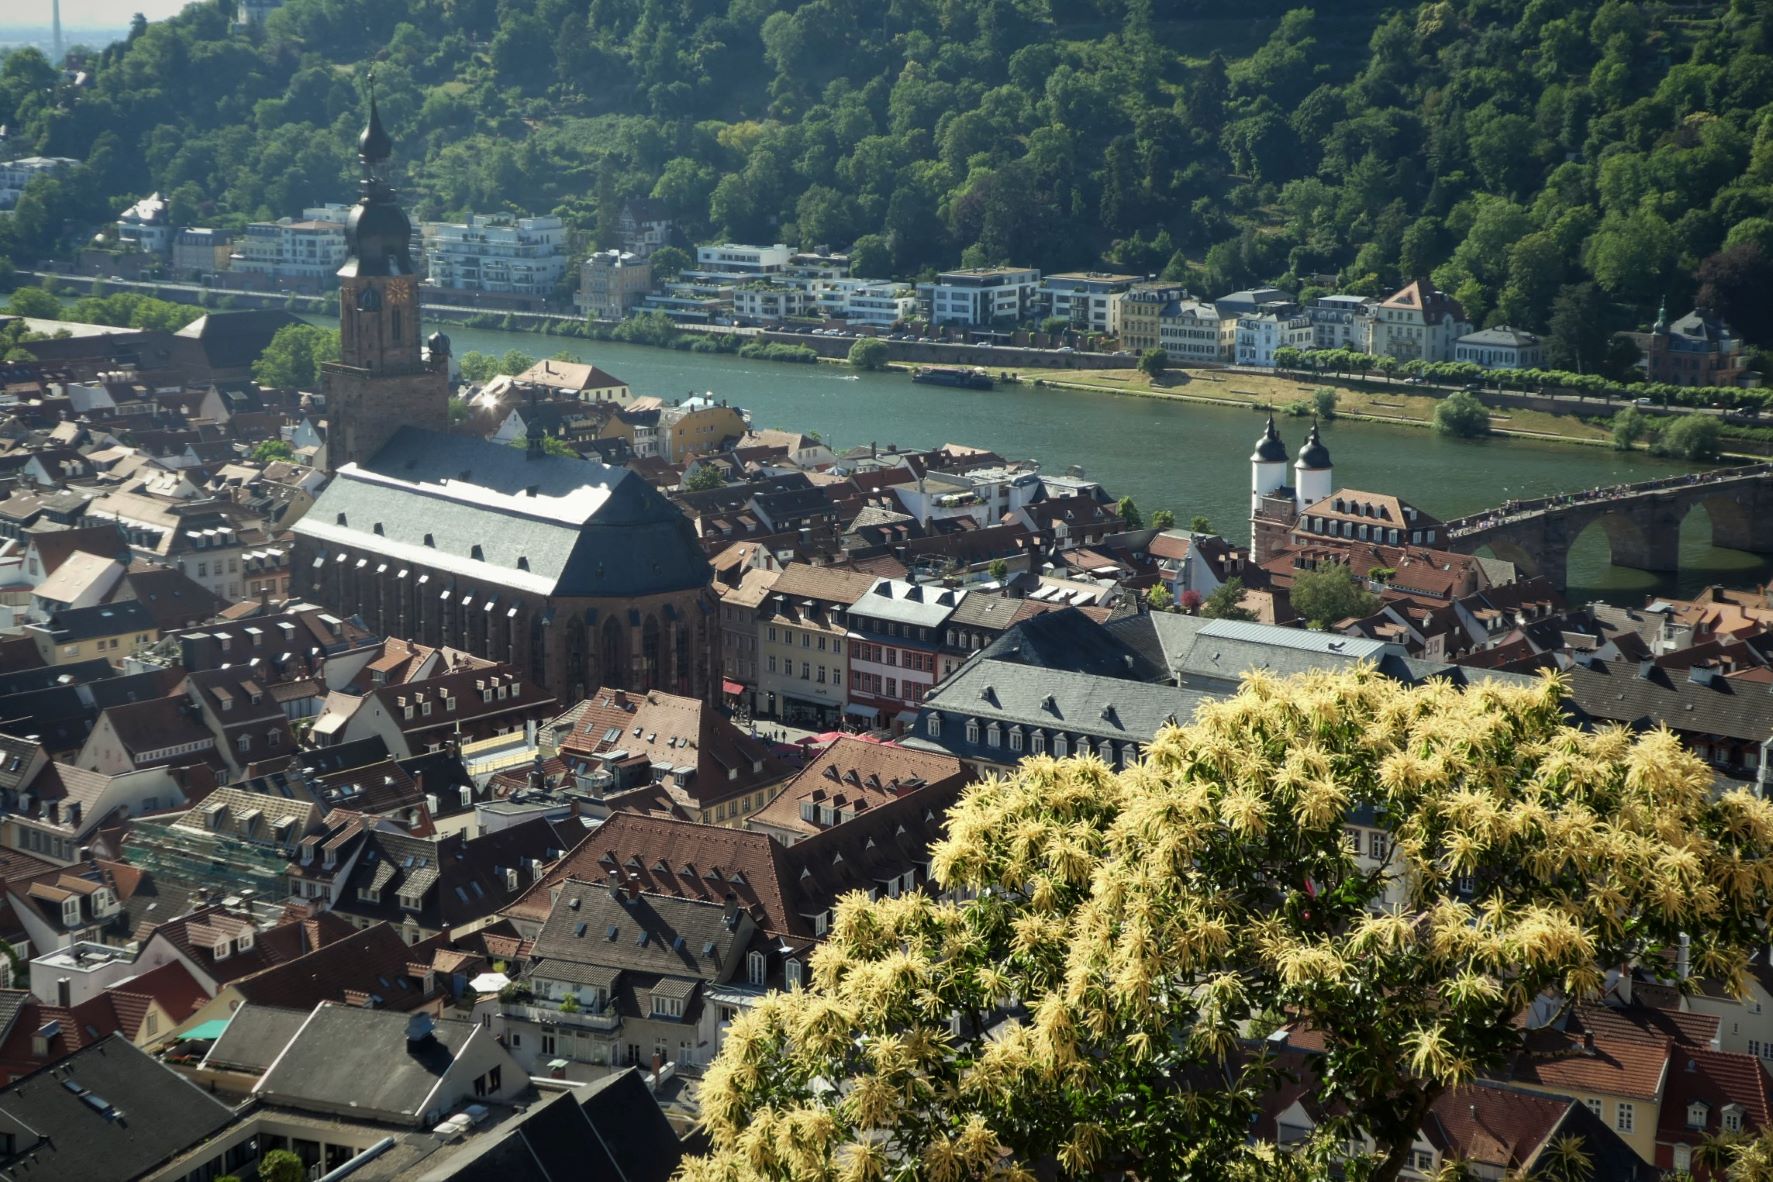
<box><xmin>1057</xmin><ymin>346</ymin><xmax>1074</xmax><ymax>353</ymax></box>
<box><xmin>1463</xmin><ymin>382</ymin><xmax>1483</xmax><ymax>392</ymax></box>
<box><xmin>1403</xmin><ymin>376</ymin><xmax>1424</xmax><ymax>385</ymax></box>
<box><xmin>1634</xmin><ymin>397</ymin><xmax>1654</xmax><ymax>406</ymax></box>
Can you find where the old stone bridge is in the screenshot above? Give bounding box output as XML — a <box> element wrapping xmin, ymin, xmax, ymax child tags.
<box><xmin>1441</xmin><ymin>462</ymin><xmax>1773</xmax><ymax>591</ymax></box>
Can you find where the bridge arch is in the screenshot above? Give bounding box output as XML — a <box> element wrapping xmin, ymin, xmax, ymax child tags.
<box><xmin>1477</xmin><ymin>540</ymin><xmax>1541</xmax><ymax>580</ymax></box>
<box><xmin>1684</xmin><ymin>492</ymin><xmax>1759</xmax><ymax>553</ymax></box>
<box><xmin>1569</xmin><ymin>508</ymin><xmax>1679</xmax><ymax>578</ymax></box>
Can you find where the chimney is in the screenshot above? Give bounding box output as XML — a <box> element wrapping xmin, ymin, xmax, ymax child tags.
<box><xmin>405</xmin><ymin>1012</ymin><xmax>435</xmax><ymax>1044</ymax></box>
<box><xmin>723</xmin><ymin>892</ymin><xmax>738</xmax><ymax>929</ymax></box>
<box><xmin>1677</xmin><ymin>932</ymin><xmax>1691</xmax><ymax>980</ymax></box>
<box><xmin>55</xmin><ymin>978</ymin><xmax>70</xmax><ymax>1008</ymax></box>
<box><xmin>1581</xmin><ymin>1030</ymin><xmax>1595</xmax><ymax>1054</ymax></box>
<box><xmin>651</xmin><ymin>1051</ymin><xmax>664</xmax><ymax>1079</ymax></box>
<box><xmin>625</xmin><ymin>873</ymin><xmax>640</xmax><ymax>901</ymax></box>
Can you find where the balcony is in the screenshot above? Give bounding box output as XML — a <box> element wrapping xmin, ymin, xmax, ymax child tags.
<box><xmin>508</xmin><ymin>1001</ymin><xmax>622</xmax><ymax>1032</ymax></box>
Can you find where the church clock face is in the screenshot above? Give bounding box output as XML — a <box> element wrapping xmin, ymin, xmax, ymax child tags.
<box><xmin>388</xmin><ymin>280</ymin><xmax>414</xmax><ymax>308</ymax></box>
<box><xmin>355</xmin><ymin>286</ymin><xmax>382</xmax><ymax>312</ymax></box>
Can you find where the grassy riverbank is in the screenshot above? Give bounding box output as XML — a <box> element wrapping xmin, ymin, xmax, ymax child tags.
<box><xmin>1013</xmin><ymin>365</ymin><xmax>1623</xmax><ymax>448</ymax></box>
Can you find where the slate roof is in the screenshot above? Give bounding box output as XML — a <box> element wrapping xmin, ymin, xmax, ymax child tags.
<box><xmin>1565</xmin><ymin>658</ymin><xmax>1773</xmax><ymax>742</ymax></box>
<box><xmin>197</xmin><ymin>1002</ymin><xmax>309</xmax><ymax>1074</ymax></box>
<box><xmin>34</xmin><ymin>599</ymin><xmax>156</xmax><ymax>643</ymax></box>
<box><xmin>979</xmin><ymin>606</ymin><xmax>1168</xmax><ymax>681</ymax></box>
<box><xmin>172</xmin><ymin>310</ymin><xmax>306</xmax><ymax>371</ymax></box>
<box><xmin>431</xmin><ymin>1068</ymin><xmax>682</xmax><ymax>1182</ymax></box>
<box><xmin>0</xmin><ymin>1035</ymin><xmax>235</xmax><ymax>1181</ymax></box>
<box><xmin>531</xmin><ymin>879</ymin><xmax>747</xmax><ymax>980</ymax></box>
<box><xmin>915</xmin><ymin>651</ymin><xmax>1206</xmax><ymax>756</ymax></box>
<box><xmin>295</xmin><ymin>426</ymin><xmax>711</xmax><ymax>598</ymax></box>
<box><xmin>253</xmin><ymin>1004</ymin><xmax>491</xmax><ymax>1121</ymax></box>
<box><xmin>331</xmin><ymin>816</ymin><xmax>578</xmax><ymax>932</ymax></box>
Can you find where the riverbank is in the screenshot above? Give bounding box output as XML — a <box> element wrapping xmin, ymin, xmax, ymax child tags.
<box><xmin>1018</xmin><ymin>365</ymin><xmax>1646</xmax><ymax>451</ymax></box>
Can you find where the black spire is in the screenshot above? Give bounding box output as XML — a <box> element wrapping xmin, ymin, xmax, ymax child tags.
<box><xmin>1297</xmin><ymin>419</ymin><xmax>1331</xmax><ymax>470</ymax></box>
<box><xmin>1251</xmin><ymin>413</ymin><xmax>1287</xmax><ymax>463</ymax></box>
<box><xmin>340</xmin><ymin>73</ymin><xmax>414</xmax><ymax>279</ymax></box>
<box><xmin>358</xmin><ymin>73</ymin><xmax>393</xmax><ymax>168</ymax></box>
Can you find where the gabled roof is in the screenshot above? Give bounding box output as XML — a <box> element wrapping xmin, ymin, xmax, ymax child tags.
<box><xmin>750</xmin><ymin>736</ymin><xmax>967</xmax><ymax>840</ymax></box>
<box><xmin>232</xmin><ymin>923</ymin><xmax>443</xmax><ymax>1012</ymax></box>
<box><xmin>509</xmin><ymin>813</ymin><xmax>802</xmax><ymax>937</ymax></box>
<box><xmin>531</xmin><ymin>879</ymin><xmax>748</xmax><ymax>979</ymax></box>
<box><xmin>0</xmin><ymin>1034</ymin><xmax>235</xmax><ymax>1181</ymax></box>
<box><xmin>198</xmin><ymin>1002</ymin><xmax>309</xmax><ymax>1075</ymax></box>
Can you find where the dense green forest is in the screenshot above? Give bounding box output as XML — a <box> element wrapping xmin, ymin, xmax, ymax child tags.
<box><xmin>4</xmin><ymin>0</ymin><xmax>1773</xmax><ymax>355</ymax></box>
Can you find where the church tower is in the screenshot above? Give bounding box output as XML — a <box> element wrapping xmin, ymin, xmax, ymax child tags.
<box><xmin>321</xmin><ymin>84</ymin><xmax>449</xmax><ymax>473</ymax></box>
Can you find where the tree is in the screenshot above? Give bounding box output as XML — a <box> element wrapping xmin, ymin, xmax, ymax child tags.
<box><xmin>648</xmin><ymin>246</ymin><xmax>691</xmax><ymax>282</ymax></box>
<box><xmin>1145</xmin><ymin>583</ymin><xmax>1174</xmax><ymax>612</ymax></box>
<box><xmin>1117</xmin><ymin>496</ymin><xmax>1143</xmax><ymax>530</ymax></box>
<box><xmin>687</xmin><ymin>669</ymin><xmax>1770</xmax><ymax>1182</ymax></box>
<box><xmin>1201</xmin><ymin>576</ymin><xmax>1254</xmax><ymax>620</ymax></box>
<box><xmin>1697</xmin><ymin>244</ymin><xmax>1773</xmax><ymax>349</ymax></box>
<box><xmin>1312</xmin><ymin>386</ymin><xmax>1338</xmax><ymax>419</ymax></box>
<box><xmin>1433</xmin><ymin>390</ymin><xmax>1490</xmax><ymax>438</ymax></box>
<box><xmin>252</xmin><ymin>439</ymin><xmax>294</xmax><ymax>463</ymax></box>
<box><xmin>259</xmin><ymin>1150</ymin><xmax>305</xmax><ymax>1182</ymax></box>
<box><xmin>988</xmin><ymin>558</ymin><xmax>1009</xmax><ymax>583</ymax></box>
<box><xmin>1189</xmin><ymin>515</ymin><xmax>1214</xmax><ymax>534</ymax></box>
<box><xmin>1179</xmin><ymin>588</ymin><xmax>1204</xmax><ymax>613</ymax></box>
<box><xmin>252</xmin><ymin>324</ymin><xmax>339</xmax><ymax>390</ymax></box>
<box><xmin>1289</xmin><ymin>562</ymin><xmax>1379</xmax><ymax>628</ymax></box>
<box><xmin>1651</xmin><ymin>413</ymin><xmax>1723</xmax><ymax>461</ymax></box>
<box><xmin>847</xmin><ymin>338</ymin><xmax>888</xmax><ymax>371</ymax></box>
<box><xmin>1546</xmin><ymin>283</ymin><xmax>1612</xmax><ymax>374</ymax></box>
<box><xmin>5</xmin><ymin>287</ymin><xmax>60</xmax><ymax>319</ymax></box>
<box><xmin>682</xmin><ymin>465</ymin><xmax>725</xmax><ymax>491</ymax></box>
<box><xmin>498</xmin><ymin>349</ymin><xmax>536</xmax><ymax>376</ymax></box>
<box><xmin>1138</xmin><ymin>348</ymin><xmax>1168</xmax><ymax>379</ymax></box>
<box><xmin>1610</xmin><ymin>405</ymin><xmax>1652</xmax><ymax>451</ymax></box>
<box><xmin>1149</xmin><ymin>509</ymin><xmax>1176</xmax><ymax>530</ymax></box>
<box><xmin>457</xmin><ymin>351</ymin><xmax>499</xmax><ymax>384</ymax></box>
<box><xmin>1040</xmin><ymin>316</ymin><xmax>1071</xmax><ymax>336</ymax></box>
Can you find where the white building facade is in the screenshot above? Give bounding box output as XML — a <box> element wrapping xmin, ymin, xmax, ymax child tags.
<box><xmin>231</xmin><ymin>205</ymin><xmax>351</xmax><ymax>285</ymax></box>
<box><xmin>423</xmin><ymin>214</ymin><xmax>568</xmax><ymax>298</ymax></box>
<box><xmin>917</xmin><ymin>267</ymin><xmax>1042</xmax><ymax>327</ymax></box>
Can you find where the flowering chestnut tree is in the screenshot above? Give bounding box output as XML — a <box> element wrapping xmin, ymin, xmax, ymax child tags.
<box><xmin>681</xmin><ymin>669</ymin><xmax>1773</xmax><ymax>1182</ymax></box>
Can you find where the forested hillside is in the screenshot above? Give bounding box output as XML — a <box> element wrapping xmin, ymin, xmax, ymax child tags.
<box><xmin>3</xmin><ymin>0</ymin><xmax>1773</xmax><ymax>350</ymax></box>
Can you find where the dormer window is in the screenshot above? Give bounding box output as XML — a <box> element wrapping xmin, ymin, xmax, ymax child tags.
<box><xmin>1688</xmin><ymin>1101</ymin><xmax>1709</xmax><ymax>1129</ymax></box>
<box><xmin>235</xmin><ymin>929</ymin><xmax>255</xmax><ymax>953</ymax></box>
<box><xmin>1725</xmin><ymin>1104</ymin><xmax>1745</xmax><ymax>1133</ymax></box>
<box><xmin>965</xmin><ymin>719</ymin><xmax>980</xmax><ymax>744</ymax></box>
<box><xmin>747</xmin><ymin>950</ymin><xmax>766</xmax><ymax>985</ymax></box>
<box><xmin>785</xmin><ymin>959</ymin><xmax>803</xmax><ymax>990</ymax></box>
<box><xmin>926</xmin><ymin>715</ymin><xmax>941</xmax><ymax>738</ymax></box>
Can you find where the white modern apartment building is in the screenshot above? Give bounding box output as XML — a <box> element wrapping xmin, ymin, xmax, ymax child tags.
<box><xmin>1235</xmin><ymin>303</ymin><xmax>1315</xmax><ymax>367</ymax></box>
<box><xmin>917</xmin><ymin>267</ymin><xmax>1042</xmax><ymax>327</ymax></box>
<box><xmin>732</xmin><ymin>281</ymin><xmax>811</xmax><ymax>321</ymax></box>
<box><xmin>0</xmin><ymin>156</ymin><xmax>76</xmax><ymax>209</ymax></box>
<box><xmin>423</xmin><ymin>214</ymin><xmax>568</xmax><ymax>298</ymax></box>
<box><xmin>231</xmin><ymin>205</ymin><xmax>352</xmax><ymax>286</ymax></box>
<box><xmin>116</xmin><ymin>193</ymin><xmax>171</xmax><ymax>255</ymax></box>
<box><xmin>1042</xmin><ymin>272</ymin><xmax>1140</xmax><ymax>334</ymax></box>
<box><xmin>695</xmin><ymin>243</ymin><xmax>794</xmax><ymax>274</ymax></box>
<box><xmin>844</xmin><ymin>283</ymin><xmax>918</xmax><ymax>326</ymax></box>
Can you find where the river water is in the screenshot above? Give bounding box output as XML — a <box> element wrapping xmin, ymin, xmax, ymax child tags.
<box><xmin>304</xmin><ymin>317</ymin><xmax>1772</xmax><ymax>603</ymax></box>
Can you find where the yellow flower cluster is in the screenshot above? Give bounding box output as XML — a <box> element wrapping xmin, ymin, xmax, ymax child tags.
<box><xmin>683</xmin><ymin>666</ymin><xmax>1773</xmax><ymax>1182</ymax></box>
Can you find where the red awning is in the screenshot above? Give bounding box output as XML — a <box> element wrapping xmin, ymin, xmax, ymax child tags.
<box><xmin>722</xmin><ymin>679</ymin><xmax>745</xmax><ymax>696</ymax></box>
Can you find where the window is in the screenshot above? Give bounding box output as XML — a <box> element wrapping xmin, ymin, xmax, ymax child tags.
<box><xmin>801</xmin><ymin>633</ymin><xmax>810</xmax><ymax>648</ymax></box>
<box><xmin>1726</xmin><ymin>1107</ymin><xmax>1744</xmax><ymax>1133</ymax></box>
<box><xmin>1368</xmin><ymin>831</ymin><xmax>1389</xmax><ymax>861</ymax></box>
<box><xmin>965</xmin><ymin>719</ymin><xmax>980</xmax><ymax>744</ymax></box>
<box><xmin>1409</xmin><ymin>1151</ymin><xmax>1433</xmax><ymax>1172</ymax></box>
<box><xmin>747</xmin><ymin>951</ymin><xmax>766</xmax><ymax>985</ymax></box>
<box><xmin>768</xmin><ymin>627</ymin><xmax>777</xmax><ymax>643</ymax></box>
<box><xmin>1688</xmin><ymin>1101</ymin><xmax>1708</xmax><ymax>1130</ymax></box>
<box><xmin>767</xmin><ymin>656</ymin><xmax>776</xmax><ymax>673</ymax></box>
<box><xmin>801</xmin><ymin>662</ymin><xmax>810</xmax><ymax>680</ymax></box>
<box><xmin>1615</xmin><ymin>1102</ymin><xmax>1634</xmax><ymax>1133</ymax></box>
<box><xmin>985</xmin><ymin>723</ymin><xmax>1001</xmax><ymax>749</ymax></box>
<box><xmin>927</xmin><ymin>715</ymin><xmax>941</xmax><ymax>738</ymax></box>
<box><xmin>1009</xmin><ymin>728</ymin><xmax>1023</xmax><ymax>752</ymax></box>
<box><xmin>1674</xmin><ymin>1145</ymin><xmax>1693</xmax><ymax>1172</ymax></box>
<box><xmin>1031</xmin><ymin>732</ymin><xmax>1046</xmax><ymax>756</ymax></box>
<box><xmin>652</xmin><ymin>994</ymin><xmax>684</xmax><ymax>1018</ymax></box>
<box><xmin>785</xmin><ymin>959</ymin><xmax>803</xmax><ymax>990</ymax></box>
<box><xmin>1054</xmin><ymin>735</ymin><xmax>1069</xmax><ymax>758</ymax></box>
<box><xmin>237</xmin><ymin>733</ymin><xmax>252</xmax><ymax>754</ymax></box>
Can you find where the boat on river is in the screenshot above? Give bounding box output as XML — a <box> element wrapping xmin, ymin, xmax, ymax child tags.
<box><xmin>911</xmin><ymin>365</ymin><xmax>994</xmax><ymax>390</ymax></box>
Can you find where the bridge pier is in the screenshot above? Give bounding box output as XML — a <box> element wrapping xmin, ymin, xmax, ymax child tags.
<box><xmin>1704</xmin><ymin>485</ymin><xmax>1773</xmax><ymax>554</ymax></box>
<box><xmin>1605</xmin><ymin>514</ymin><xmax>1682</xmax><ymax>575</ymax></box>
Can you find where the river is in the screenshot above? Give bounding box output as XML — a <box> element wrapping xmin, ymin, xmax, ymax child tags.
<box><xmin>302</xmin><ymin>316</ymin><xmax>1770</xmax><ymax>602</ymax></box>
